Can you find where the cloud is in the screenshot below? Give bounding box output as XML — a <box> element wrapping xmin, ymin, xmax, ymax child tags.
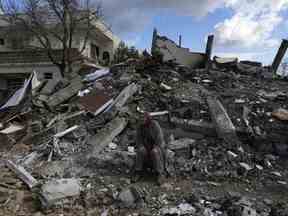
<box><xmin>214</xmin><ymin>0</ymin><xmax>288</xmax><ymax>48</ymax></box>
<box><xmin>99</xmin><ymin>0</ymin><xmax>225</xmax><ymax>36</ymax></box>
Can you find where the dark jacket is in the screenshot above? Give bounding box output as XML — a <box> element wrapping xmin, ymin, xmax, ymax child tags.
<box><xmin>136</xmin><ymin>120</ymin><xmax>165</xmax><ymax>152</ymax></box>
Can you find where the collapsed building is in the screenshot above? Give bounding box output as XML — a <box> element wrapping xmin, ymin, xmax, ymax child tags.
<box><xmin>0</xmin><ymin>29</ymin><xmax>288</xmax><ymax>216</ymax></box>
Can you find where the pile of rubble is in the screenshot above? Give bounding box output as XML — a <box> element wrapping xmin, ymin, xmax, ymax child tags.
<box><xmin>1</xmin><ymin>39</ymin><xmax>288</xmax><ymax>215</ymax></box>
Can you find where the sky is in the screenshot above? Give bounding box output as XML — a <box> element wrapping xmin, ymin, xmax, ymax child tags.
<box><xmin>100</xmin><ymin>0</ymin><xmax>288</xmax><ymax>65</ymax></box>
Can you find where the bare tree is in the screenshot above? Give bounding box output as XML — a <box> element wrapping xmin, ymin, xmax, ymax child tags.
<box><xmin>0</xmin><ymin>0</ymin><xmax>102</xmax><ymax>77</ymax></box>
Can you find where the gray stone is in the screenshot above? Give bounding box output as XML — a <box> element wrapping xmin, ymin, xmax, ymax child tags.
<box><xmin>40</xmin><ymin>178</ymin><xmax>81</xmax><ymax>207</ymax></box>
<box><xmin>118</xmin><ymin>186</ymin><xmax>143</xmax><ymax>208</ymax></box>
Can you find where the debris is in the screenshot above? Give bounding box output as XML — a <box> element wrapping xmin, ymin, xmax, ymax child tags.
<box><xmin>118</xmin><ymin>186</ymin><xmax>144</xmax><ymax>208</ymax></box>
<box><xmin>149</xmin><ymin>111</ymin><xmax>169</xmax><ymax>117</ymax></box>
<box><xmin>227</xmin><ymin>150</ymin><xmax>238</xmax><ymax>158</ymax></box>
<box><xmin>83</xmin><ymin>68</ymin><xmax>110</xmax><ymax>82</ymax></box>
<box><xmin>0</xmin><ymin>73</ymin><xmax>33</xmax><ymax>111</ymax></box>
<box><xmin>272</xmin><ymin>108</ymin><xmax>288</xmax><ymax>121</ymax></box>
<box><xmin>207</xmin><ymin>96</ymin><xmax>241</xmax><ymax>147</ymax></box>
<box><xmin>46</xmin><ymin>76</ymin><xmax>83</xmax><ymax>108</ymax></box>
<box><xmin>171</xmin><ymin>117</ymin><xmax>216</xmax><ymax>136</ymax></box>
<box><xmin>152</xmin><ymin>28</ymin><xmax>206</xmax><ymax>68</ymax></box>
<box><xmin>255</xmin><ymin>164</ymin><xmax>263</xmax><ymax>170</ymax></box>
<box><xmin>273</xmin><ymin>39</ymin><xmax>288</xmax><ymax>74</ymax></box>
<box><xmin>277</xmin><ymin>181</ymin><xmax>287</xmax><ymax>185</ymax></box>
<box><xmin>108</xmin><ymin>142</ymin><xmax>117</xmax><ymax>150</ymax></box>
<box><xmin>110</xmin><ymin>83</ymin><xmax>138</xmax><ymax>111</ymax></box>
<box><xmin>1</xmin><ymin>28</ymin><xmax>288</xmax><ymax>216</ymax></box>
<box><xmin>136</xmin><ymin>106</ymin><xmax>169</xmax><ymax>117</ymax></box>
<box><xmin>88</xmin><ymin>117</ymin><xmax>127</xmax><ymax>156</ymax></box>
<box><xmin>239</xmin><ymin>162</ymin><xmax>253</xmax><ymax>171</ymax></box>
<box><xmin>205</xmin><ymin>35</ymin><xmax>214</xmax><ymax>69</ymax></box>
<box><xmin>160</xmin><ymin>82</ymin><xmax>172</xmax><ymax>90</ymax></box>
<box><xmin>161</xmin><ymin>203</ymin><xmax>196</xmax><ymax>215</ymax></box>
<box><xmin>79</xmin><ymin>91</ymin><xmax>113</xmax><ymax>116</ymax></box>
<box><xmin>128</xmin><ymin>146</ymin><xmax>135</xmax><ymax>154</ymax></box>
<box><xmin>40</xmin><ymin>79</ymin><xmax>61</xmax><ymax>95</ymax></box>
<box><xmin>54</xmin><ymin>125</ymin><xmax>79</xmax><ymax>139</ymax></box>
<box><xmin>40</xmin><ymin>178</ymin><xmax>81</xmax><ymax>207</ymax></box>
<box><xmin>271</xmin><ymin>171</ymin><xmax>282</xmax><ymax>177</ymax></box>
<box><xmin>6</xmin><ymin>160</ymin><xmax>38</xmax><ymax>189</ymax></box>
<box><xmin>214</xmin><ymin>56</ymin><xmax>238</xmax><ymax>65</ymax></box>
<box><xmin>0</xmin><ymin>124</ymin><xmax>25</xmax><ymax>134</ymax></box>
<box><xmin>169</xmin><ymin>138</ymin><xmax>194</xmax><ymax>158</ymax></box>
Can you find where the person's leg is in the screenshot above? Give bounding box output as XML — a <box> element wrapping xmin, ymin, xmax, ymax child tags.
<box><xmin>151</xmin><ymin>146</ymin><xmax>165</xmax><ymax>174</ymax></box>
<box><xmin>133</xmin><ymin>146</ymin><xmax>147</xmax><ymax>182</ymax></box>
<box><xmin>135</xmin><ymin>146</ymin><xmax>147</xmax><ymax>172</ymax></box>
<box><xmin>151</xmin><ymin>146</ymin><xmax>166</xmax><ymax>185</ymax></box>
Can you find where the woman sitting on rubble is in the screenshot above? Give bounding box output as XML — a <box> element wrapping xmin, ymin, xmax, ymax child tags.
<box><xmin>133</xmin><ymin>112</ymin><xmax>166</xmax><ymax>185</ymax></box>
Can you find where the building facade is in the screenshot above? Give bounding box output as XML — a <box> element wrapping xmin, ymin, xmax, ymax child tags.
<box><xmin>0</xmin><ymin>17</ymin><xmax>120</xmax><ymax>102</ymax></box>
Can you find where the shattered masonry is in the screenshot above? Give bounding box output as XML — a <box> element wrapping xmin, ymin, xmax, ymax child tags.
<box><xmin>0</xmin><ymin>29</ymin><xmax>288</xmax><ymax>216</ymax></box>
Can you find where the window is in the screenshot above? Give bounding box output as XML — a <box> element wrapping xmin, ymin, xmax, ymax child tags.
<box><xmin>11</xmin><ymin>38</ymin><xmax>25</xmax><ymax>49</ymax></box>
<box><xmin>90</xmin><ymin>44</ymin><xmax>100</xmax><ymax>59</ymax></box>
<box><xmin>0</xmin><ymin>38</ymin><xmax>5</xmax><ymax>45</ymax></box>
<box><xmin>44</xmin><ymin>72</ymin><xmax>53</xmax><ymax>80</ymax></box>
<box><xmin>102</xmin><ymin>51</ymin><xmax>110</xmax><ymax>65</ymax></box>
<box><xmin>7</xmin><ymin>78</ymin><xmax>25</xmax><ymax>91</ymax></box>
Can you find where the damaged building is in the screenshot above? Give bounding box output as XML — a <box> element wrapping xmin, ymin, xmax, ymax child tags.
<box><xmin>151</xmin><ymin>28</ymin><xmax>214</xmax><ymax>69</ymax></box>
<box><xmin>0</xmin><ymin>16</ymin><xmax>120</xmax><ymax>102</ymax></box>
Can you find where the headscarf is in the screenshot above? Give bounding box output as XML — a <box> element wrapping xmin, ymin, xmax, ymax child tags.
<box><xmin>143</xmin><ymin>112</ymin><xmax>152</xmax><ymax>127</ymax></box>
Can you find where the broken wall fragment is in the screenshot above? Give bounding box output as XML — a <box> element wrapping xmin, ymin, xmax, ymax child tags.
<box><xmin>273</xmin><ymin>39</ymin><xmax>288</xmax><ymax>75</ymax></box>
<box><xmin>151</xmin><ymin>28</ymin><xmax>206</xmax><ymax>68</ymax></box>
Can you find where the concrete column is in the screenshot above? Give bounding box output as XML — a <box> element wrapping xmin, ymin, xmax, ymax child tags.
<box><xmin>179</xmin><ymin>35</ymin><xmax>182</xmax><ymax>48</ymax></box>
<box><xmin>205</xmin><ymin>35</ymin><xmax>214</xmax><ymax>70</ymax></box>
<box><xmin>272</xmin><ymin>39</ymin><xmax>288</xmax><ymax>74</ymax></box>
<box><xmin>151</xmin><ymin>28</ymin><xmax>158</xmax><ymax>56</ymax></box>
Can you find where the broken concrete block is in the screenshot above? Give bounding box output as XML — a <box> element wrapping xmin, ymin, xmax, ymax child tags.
<box><xmin>54</xmin><ymin>125</ymin><xmax>79</xmax><ymax>138</ymax></box>
<box><xmin>170</xmin><ymin>117</ymin><xmax>216</xmax><ymax>136</ymax></box>
<box><xmin>118</xmin><ymin>186</ymin><xmax>143</xmax><ymax>208</ymax></box>
<box><xmin>6</xmin><ymin>160</ymin><xmax>38</xmax><ymax>189</ymax></box>
<box><xmin>273</xmin><ymin>39</ymin><xmax>288</xmax><ymax>74</ymax></box>
<box><xmin>207</xmin><ymin>96</ymin><xmax>242</xmax><ymax>147</ymax></box>
<box><xmin>40</xmin><ymin>79</ymin><xmax>61</xmax><ymax>95</ymax></box>
<box><xmin>152</xmin><ymin>28</ymin><xmax>206</xmax><ymax>68</ymax></box>
<box><xmin>0</xmin><ymin>124</ymin><xmax>25</xmax><ymax>134</ymax></box>
<box><xmin>239</xmin><ymin>162</ymin><xmax>253</xmax><ymax>171</ymax></box>
<box><xmin>47</xmin><ymin>76</ymin><xmax>83</xmax><ymax>108</ymax></box>
<box><xmin>40</xmin><ymin>178</ymin><xmax>81</xmax><ymax>207</ymax></box>
<box><xmin>169</xmin><ymin>138</ymin><xmax>195</xmax><ymax>158</ymax></box>
<box><xmin>88</xmin><ymin>117</ymin><xmax>128</xmax><ymax>156</ymax></box>
<box><xmin>111</xmin><ymin>83</ymin><xmax>138</xmax><ymax>110</ymax></box>
<box><xmin>161</xmin><ymin>203</ymin><xmax>196</xmax><ymax>215</ymax></box>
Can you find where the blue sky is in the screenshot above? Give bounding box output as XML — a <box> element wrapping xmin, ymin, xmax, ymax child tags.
<box><xmin>102</xmin><ymin>0</ymin><xmax>288</xmax><ymax>65</ymax></box>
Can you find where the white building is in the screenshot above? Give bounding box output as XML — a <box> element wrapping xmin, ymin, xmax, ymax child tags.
<box><xmin>0</xmin><ymin>16</ymin><xmax>120</xmax><ymax>101</ymax></box>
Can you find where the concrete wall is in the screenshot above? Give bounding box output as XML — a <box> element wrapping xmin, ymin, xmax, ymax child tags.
<box><xmin>0</xmin><ymin>63</ymin><xmax>62</xmax><ymax>82</ymax></box>
<box><xmin>0</xmin><ymin>21</ymin><xmax>120</xmax><ymax>63</ymax></box>
<box><xmin>154</xmin><ymin>37</ymin><xmax>206</xmax><ymax>68</ymax></box>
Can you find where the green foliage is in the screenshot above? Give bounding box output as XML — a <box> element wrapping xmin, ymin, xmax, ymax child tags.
<box><xmin>113</xmin><ymin>41</ymin><xmax>139</xmax><ymax>63</ymax></box>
